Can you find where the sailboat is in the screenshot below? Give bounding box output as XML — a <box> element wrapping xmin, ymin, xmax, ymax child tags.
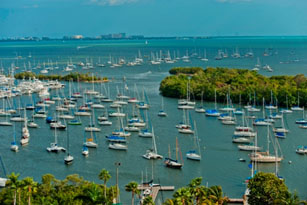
<box><xmin>10</xmin><ymin>124</ymin><xmax>18</xmax><ymax>152</ymax></box>
<box><xmin>291</xmin><ymin>92</ymin><xmax>304</xmax><ymax>111</ymax></box>
<box><xmin>82</xmin><ymin>145</ymin><xmax>89</xmax><ymax>156</ymax></box>
<box><xmin>253</xmin><ymin>98</ymin><xmax>272</xmax><ymax>126</ymax></box>
<box><xmin>143</xmin><ymin>128</ymin><xmax>163</xmax><ymax>160</ymax></box>
<box><xmin>98</xmin><ymin>110</ymin><xmax>112</xmax><ymax>126</ymax></box>
<box><xmin>64</xmin><ymin>125</ymin><xmax>74</xmax><ymax>164</ymax></box>
<box><xmin>186</xmin><ymin>122</ymin><xmax>201</xmax><ymax>161</ymax></box>
<box><xmin>46</xmin><ymin>125</ymin><xmax>66</xmax><ymax>152</ymax></box>
<box><xmin>139</xmin><ymin>110</ymin><xmax>153</xmax><ymax>137</ymax></box>
<box><xmin>273</xmin><ymin>113</ymin><xmax>289</xmax><ymax>137</ymax></box>
<box><xmin>0</xmin><ymin>98</ymin><xmax>12</xmax><ymax>126</ymax></box>
<box><xmin>280</xmin><ymin>95</ymin><xmax>293</xmax><ymax>113</ymax></box>
<box><xmin>195</xmin><ymin>91</ymin><xmax>206</xmax><ymax>113</ymax></box>
<box><xmin>83</xmin><ymin>130</ymin><xmax>98</xmax><ymax>148</ymax></box>
<box><xmin>164</xmin><ymin>138</ymin><xmax>183</xmax><ymax>169</ymax></box>
<box><xmin>265</xmin><ymin>91</ymin><xmax>278</xmax><ymax>110</ymax></box>
<box><xmin>247</xmin><ymin>92</ymin><xmax>261</xmax><ymax>112</ymax></box>
<box><xmin>158</xmin><ymin>97</ymin><xmax>167</xmax><ymax>116</ymax></box>
<box><xmin>85</xmin><ymin>112</ymin><xmax>101</xmax><ymax>132</ymax></box>
<box><xmin>249</xmin><ymin>125</ymin><xmax>283</xmax><ymax>163</ymax></box>
<box><xmin>178</xmin><ymin>79</ymin><xmax>195</xmax><ymax>109</ymax></box>
<box><xmin>200</xmin><ymin>49</ymin><xmax>208</xmax><ymax>62</ymax></box>
<box><xmin>178</xmin><ymin>110</ymin><xmax>194</xmax><ymax>134</ymax></box>
<box><xmin>205</xmin><ymin>89</ymin><xmax>220</xmax><ymax>117</ymax></box>
<box><xmin>20</xmin><ymin>109</ymin><xmax>30</xmax><ymax>145</ymax></box>
<box><xmin>295</xmin><ymin>107</ymin><xmax>307</xmax><ymax>124</ymax></box>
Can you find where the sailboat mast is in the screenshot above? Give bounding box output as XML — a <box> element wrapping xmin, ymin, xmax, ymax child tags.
<box><xmin>176</xmin><ymin>138</ymin><xmax>178</xmax><ymax>161</ymax></box>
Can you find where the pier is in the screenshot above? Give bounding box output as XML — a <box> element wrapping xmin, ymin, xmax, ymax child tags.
<box><xmin>138</xmin><ymin>185</ymin><xmax>175</xmax><ymax>202</ymax></box>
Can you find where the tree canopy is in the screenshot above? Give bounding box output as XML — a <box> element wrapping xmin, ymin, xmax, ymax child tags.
<box><xmin>14</xmin><ymin>72</ymin><xmax>108</xmax><ymax>82</ymax></box>
<box><xmin>160</xmin><ymin>67</ymin><xmax>307</xmax><ymax>107</ymax></box>
<box><xmin>247</xmin><ymin>172</ymin><xmax>300</xmax><ymax>205</ymax></box>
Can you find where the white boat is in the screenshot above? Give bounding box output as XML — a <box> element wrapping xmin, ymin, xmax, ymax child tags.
<box><xmin>109</xmin><ymin>143</ymin><xmax>127</xmax><ymax>150</ymax></box>
<box><xmin>82</xmin><ymin>145</ymin><xmax>89</xmax><ymax>156</ymax></box>
<box><xmin>139</xmin><ymin>129</ymin><xmax>154</xmax><ymax>137</ymax></box>
<box><xmin>232</xmin><ymin>137</ymin><xmax>252</xmax><ymax>144</ymax></box>
<box><xmin>46</xmin><ymin>143</ymin><xmax>66</xmax><ymax>152</ymax></box>
<box><xmin>178</xmin><ymin>127</ymin><xmax>194</xmax><ymax>134</ymax></box>
<box><xmin>27</xmin><ymin>121</ymin><xmax>39</xmax><ymax>128</ymax></box>
<box><xmin>20</xmin><ymin>110</ymin><xmax>30</xmax><ymax>145</ymax></box>
<box><xmin>249</xmin><ymin>125</ymin><xmax>283</xmax><ymax>163</ymax></box>
<box><xmin>85</xmin><ymin>125</ymin><xmax>101</xmax><ymax>132</ymax></box>
<box><xmin>124</xmin><ymin>125</ymin><xmax>139</xmax><ymax>132</ymax></box>
<box><xmin>143</xmin><ymin>127</ymin><xmax>161</xmax><ymax>157</ymax></box>
<box><xmin>98</xmin><ymin>120</ymin><xmax>112</xmax><ymax>126</ymax></box>
<box><xmin>74</xmin><ymin>110</ymin><xmax>91</xmax><ymax>116</ymax></box>
<box><xmin>64</xmin><ymin>126</ymin><xmax>73</xmax><ymax>164</ymax></box>
<box><xmin>0</xmin><ymin>178</ymin><xmax>8</xmax><ymax>187</ymax></box>
<box><xmin>83</xmin><ymin>129</ymin><xmax>98</xmax><ymax>148</ymax></box>
<box><xmin>11</xmin><ymin>125</ymin><xmax>19</xmax><ymax>151</ymax></box>
<box><xmin>291</xmin><ymin>93</ymin><xmax>303</xmax><ymax>111</ymax></box>
<box><xmin>296</xmin><ymin>146</ymin><xmax>307</xmax><ymax>154</ymax></box>
<box><xmin>91</xmin><ymin>103</ymin><xmax>105</xmax><ymax>109</ymax></box>
<box><xmin>158</xmin><ymin>97</ymin><xmax>167</xmax><ymax>116</ymax></box>
<box><xmin>186</xmin><ymin>122</ymin><xmax>201</xmax><ymax>161</ymax></box>
<box><xmin>109</xmin><ymin>111</ymin><xmax>125</xmax><ymax>117</ymax></box>
<box><xmin>238</xmin><ymin>144</ymin><xmax>261</xmax><ymax>151</ymax></box>
<box><xmin>47</xmin><ymin>126</ymin><xmax>66</xmax><ymax>152</ymax></box>
<box><xmin>110</xmin><ymin>103</ymin><xmax>122</xmax><ymax>108</ymax></box>
<box><xmin>59</xmin><ymin>114</ymin><xmax>74</xmax><ymax>119</ymax></box>
<box><xmin>0</xmin><ymin>121</ymin><xmax>13</xmax><ymax>126</ymax></box>
<box><xmin>64</xmin><ymin>154</ymin><xmax>74</xmax><ymax>164</ymax></box>
<box><xmin>84</xmin><ymin>141</ymin><xmax>98</xmax><ymax>148</ymax></box>
<box><xmin>234</xmin><ymin>131</ymin><xmax>256</xmax><ymax>137</ymax></box>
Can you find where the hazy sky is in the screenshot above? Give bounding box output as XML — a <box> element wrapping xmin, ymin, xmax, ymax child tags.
<box><xmin>1</xmin><ymin>0</ymin><xmax>307</xmax><ymax>37</ymax></box>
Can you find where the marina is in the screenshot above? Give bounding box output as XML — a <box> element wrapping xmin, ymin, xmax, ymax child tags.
<box><xmin>0</xmin><ymin>38</ymin><xmax>306</xmax><ymax>202</ymax></box>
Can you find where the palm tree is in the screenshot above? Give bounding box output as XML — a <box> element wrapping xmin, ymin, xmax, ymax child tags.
<box><xmin>143</xmin><ymin>195</ymin><xmax>155</xmax><ymax>205</ymax></box>
<box><xmin>172</xmin><ymin>187</ymin><xmax>192</xmax><ymax>204</ymax></box>
<box><xmin>22</xmin><ymin>177</ymin><xmax>38</xmax><ymax>205</ymax></box>
<box><xmin>207</xmin><ymin>185</ymin><xmax>229</xmax><ymax>205</ymax></box>
<box><xmin>125</xmin><ymin>181</ymin><xmax>140</xmax><ymax>205</ymax></box>
<box><xmin>98</xmin><ymin>169</ymin><xmax>111</xmax><ymax>200</ymax></box>
<box><xmin>6</xmin><ymin>172</ymin><xmax>20</xmax><ymax>205</ymax></box>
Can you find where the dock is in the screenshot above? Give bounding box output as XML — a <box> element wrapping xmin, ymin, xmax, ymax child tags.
<box><xmin>138</xmin><ymin>185</ymin><xmax>175</xmax><ymax>202</ymax></box>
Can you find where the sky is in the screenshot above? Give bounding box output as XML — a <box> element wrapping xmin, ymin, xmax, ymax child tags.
<box><xmin>0</xmin><ymin>0</ymin><xmax>307</xmax><ymax>38</ymax></box>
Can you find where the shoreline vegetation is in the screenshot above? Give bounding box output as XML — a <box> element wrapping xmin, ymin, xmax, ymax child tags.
<box><xmin>0</xmin><ymin>171</ymin><xmax>302</xmax><ymax>204</ymax></box>
<box><xmin>14</xmin><ymin>72</ymin><xmax>109</xmax><ymax>83</ymax></box>
<box><xmin>160</xmin><ymin>67</ymin><xmax>307</xmax><ymax>107</ymax></box>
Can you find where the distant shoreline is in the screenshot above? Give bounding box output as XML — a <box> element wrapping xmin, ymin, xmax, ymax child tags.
<box><xmin>2</xmin><ymin>35</ymin><xmax>307</xmax><ymax>42</ymax></box>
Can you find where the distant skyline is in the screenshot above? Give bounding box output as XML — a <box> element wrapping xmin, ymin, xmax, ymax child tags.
<box><xmin>1</xmin><ymin>0</ymin><xmax>307</xmax><ymax>38</ymax></box>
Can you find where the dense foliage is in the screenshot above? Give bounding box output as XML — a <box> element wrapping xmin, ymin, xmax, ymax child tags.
<box><xmin>14</xmin><ymin>72</ymin><xmax>108</xmax><ymax>82</ymax></box>
<box><xmin>164</xmin><ymin>177</ymin><xmax>229</xmax><ymax>205</ymax></box>
<box><xmin>0</xmin><ymin>171</ymin><xmax>304</xmax><ymax>204</ymax></box>
<box><xmin>247</xmin><ymin>172</ymin><xmax>300</xmax><ymax>205</ymax></box>
<box><xmin>160</xmin><ymin>67</ymin><xmax>307</xmax><ymax>107</ymax></box>
<box><xmin>0</xmin><ymin>171</ymin><xmax>118</xmax><ymax>205</ymax></box>
<box><xmin>169</xmin><ymin>67</ymin><xmax>204</xmax><ymax>75</ymax></box>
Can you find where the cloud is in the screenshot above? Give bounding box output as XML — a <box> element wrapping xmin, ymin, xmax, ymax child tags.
<box><xmin>89</xmin><ymin>0</ymin><xmax>139</xmax><ymax>6</ymax></box>
<box><xmin>216</xmin><ymin>0</ymin><xmax>252</xmax><ymax>3</ymax></box>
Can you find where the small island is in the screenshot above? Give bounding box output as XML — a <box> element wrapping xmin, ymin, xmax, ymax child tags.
<box><xmin>14</xmin><ymin>72</ymin><xmax>109</xmax><ymax>83</ymax></box>
<box><xmin>159</xmin><ymin>67</ymin><xmax>307</xmax><ymax>107</ymax></box>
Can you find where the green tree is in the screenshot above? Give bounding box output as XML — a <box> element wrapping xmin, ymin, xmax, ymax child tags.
<box><xmin>247</xmin><ymin>172</ymin><xmax>297</xmax><ymax>205</ymax></box>
<box><xmin>99</xmin><ymin>169</ymin><xmax>111</xmax><ymax>200</ymax></box>
<box><xmin>125</xmin><ymin>181</ymin><xmax>140</xmax><ymax>205</ymax></box>
<box><xmin>6</xmin><ymin>172</ymin><xmax>20</xmax><ymax>205</ymax></box>
<box><xmin>143</xmin><ymin>195</ymin><xmax>155</xmax><ymax>205</ymax></box>
<box><xmin>21</xmin><ymin>177</ymin><xmax>37</xmax><ymax>205</ymax></box>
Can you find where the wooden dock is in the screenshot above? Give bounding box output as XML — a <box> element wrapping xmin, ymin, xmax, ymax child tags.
<box><xmin>138</xmin><ymin>185</ymin><xmax>175</xmax><ymax>202</ymax></box>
